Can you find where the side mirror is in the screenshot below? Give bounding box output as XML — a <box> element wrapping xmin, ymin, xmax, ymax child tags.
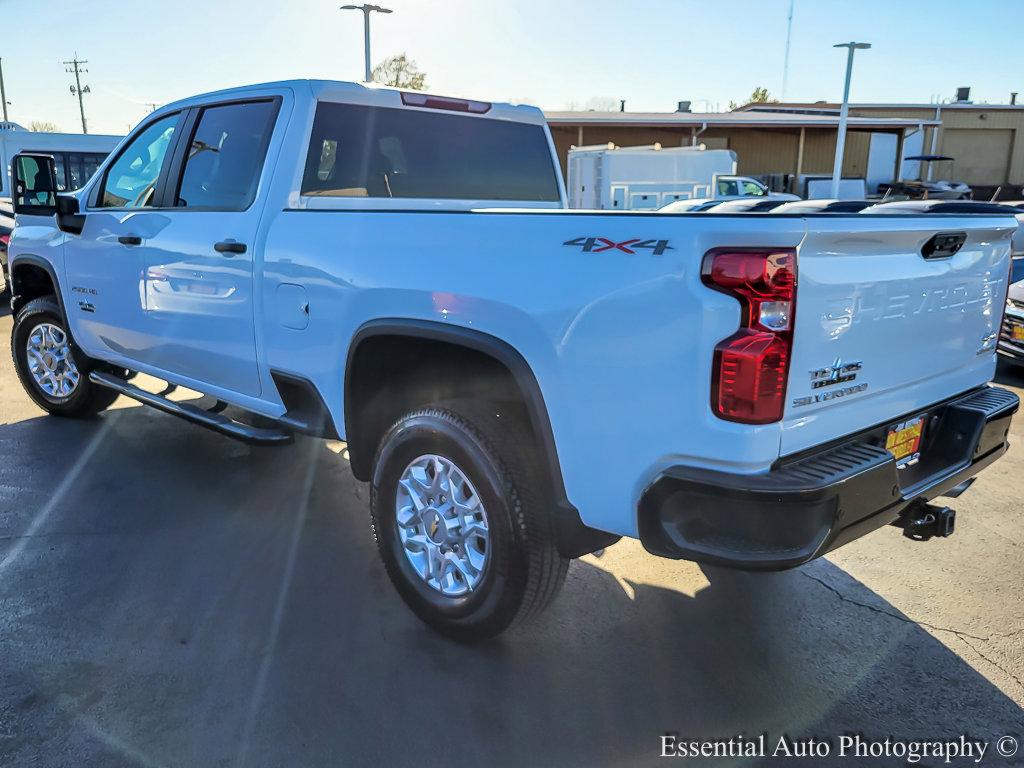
<box><xmin>56</xmin><ymin>194</ymin><xmax>86</xmax><ymax>235</ymax></box>
<box><xmin>12</xmin><ymin>153</ymin><xmax>58</xmax><ymax>216</ymax></box>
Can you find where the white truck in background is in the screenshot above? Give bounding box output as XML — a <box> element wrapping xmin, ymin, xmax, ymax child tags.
<box><xmin>567</xmin><ymin>143</ymin><xmax>798</xmax><ymax>210</ymax></box>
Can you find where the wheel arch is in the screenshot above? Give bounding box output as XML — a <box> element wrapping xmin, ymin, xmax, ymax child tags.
<box><xmin>344</xmin><ymin>319</ymin><xmax>618</xmax><ymax>558</ymax></box>
<box><xmin>10</xmin><ymin>255</ymin><xmax>66</xmax><ymax>320</ymax></box>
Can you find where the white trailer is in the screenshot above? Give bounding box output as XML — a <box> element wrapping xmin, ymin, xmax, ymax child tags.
<box><xmin>568</xmin><ymin>143</ymin><xmax>743</xmax><ymax>210</ymax></box>
<box><xmin>1</xmin><ymin>122</ymin><xmax>122</xmax><ymax>199</ymax></box>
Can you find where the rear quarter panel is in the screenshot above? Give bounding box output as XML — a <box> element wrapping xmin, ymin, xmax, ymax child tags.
<box><xmin>261</xmin><ymin>210</ymin><xmax>807</xmax><ymax>537</ymax></box>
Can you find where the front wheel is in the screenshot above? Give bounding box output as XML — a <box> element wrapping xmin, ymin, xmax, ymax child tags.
<box><xmin>11</xmin><ymin>296</ymin><xmax>120</xmax><ymax>417</ymax></box>
<box><xmin>370</xmin><ymin>401</ymin><xmax>569</xmax><ymax>641</ymax></box>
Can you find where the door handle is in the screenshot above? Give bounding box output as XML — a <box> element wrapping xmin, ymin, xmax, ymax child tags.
<box><xmin>118</xmin><ymin>235</ymin><xmax>142</xmax><ymax>246</ymax></box>
<box><xmin>214</xmin><ymin>240</ymin><xmax>247</xmax><ymax>255</ymax></box>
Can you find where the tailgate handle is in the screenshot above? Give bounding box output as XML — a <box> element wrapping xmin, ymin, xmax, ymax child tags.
<box><xmin>922</xmin><ymin>232</ymin><xmax>966</xmax><ymax>259</ymax></box>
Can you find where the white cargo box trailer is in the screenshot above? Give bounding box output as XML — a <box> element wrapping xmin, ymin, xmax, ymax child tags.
<box><xmin>567</xmin><ymin>143</ymin><xmax>739</xmax><ymax>210</ymax></box>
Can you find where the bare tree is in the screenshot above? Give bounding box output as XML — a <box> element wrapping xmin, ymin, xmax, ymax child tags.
<box><xmin>30</xmin><ymin>120</ymin><xmax>59</xmax><ymax>132</ymax></box>
<box><xmin>588</xmin><ymin>96</ymin><xmax>621</xmax><ymax>111</ymax></box>
<box><xmin>564</xmin><ymin>96</ymin><xmax>620</xmax><ymax>112</ymax></box>
<box><xmin>371</xmin><ymin>54</ymin><xmax>426</xmax><ymax>90</ymax></box>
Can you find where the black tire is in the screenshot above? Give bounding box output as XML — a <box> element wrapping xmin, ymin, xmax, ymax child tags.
<box><xmin>11</xmin><ymin>296</ymin><xmax>120</xmax><ymax>417</ymax></box>
<box><xmin>370</xmin><ymin>400</ymin><xmax>569</xmax><ymax>641</ymax></box>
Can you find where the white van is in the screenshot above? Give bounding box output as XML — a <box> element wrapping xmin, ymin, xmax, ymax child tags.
<box><xmin>0</xmin><ymin>121</ymin><xmax>122</xmax><ymax>198</ymax></box>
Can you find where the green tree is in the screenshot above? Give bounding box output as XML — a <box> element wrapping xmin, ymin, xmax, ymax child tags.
<box><xmin>30</xmin><ymin>120</ymin><xmax>58</xmax><ymax>132</ymax></box>
<box><xmin>729</xmin><ymin>87</ymin><xmax>778</xmax><ymax>111</ymax></box>
<box><xmin>371</xmin><ymin>54</ymin><xmax>427</xmax><ymax>90</ymax></box>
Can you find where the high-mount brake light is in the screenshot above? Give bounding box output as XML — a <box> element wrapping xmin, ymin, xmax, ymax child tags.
<box><xmin>400</xmin><ymin>92</ymin><xmax>492</xmax><ymax>114</ymax></box>
<box><xmin>701</xmin><ymin>248</ymin><xmax>797</xmax><ymax>424</ymax></box>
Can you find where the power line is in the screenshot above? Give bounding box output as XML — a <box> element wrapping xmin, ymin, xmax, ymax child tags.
<box><xmin>64</xmin><ymin>53</ymin><xmax>90</xmax><ymax>134</ymax></box>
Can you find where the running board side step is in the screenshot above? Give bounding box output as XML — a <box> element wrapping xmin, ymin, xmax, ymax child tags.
<box><xmin>89</xmin><ymin>371</ymin><xmax>293</xmax><ymax>446</ymax></box>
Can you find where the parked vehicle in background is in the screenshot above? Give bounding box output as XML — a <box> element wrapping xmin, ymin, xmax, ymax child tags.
<box><xmin>713</xmin><ymin>176</ymin><xmax>797</xmax><ymax>201</ymax></box>
<box><xmin>657</xmin><ymin>198</ymin><xmax>726</xmax><ymax>213</ymax></box>
<box><xmin>0</xmin><ymin>199</ymin><xmax>12</xmax><ymax>296</ymax></box>
<box><xmin>802</xmin><ymin>176</ymin><xmax>869</xmax><ymax>200</ymax></box>
<box><xmin>1</xmin><ymin>121</ymin><xmax>122</xmax><ymax>197</ymax></box>
<box><xmin>6</xmin><ymin>79</ymin><xmax>1019</xmax><ymax>641</ymax></box>
<box><xmin>863</xmin><ymin>200</ymin><xmax>1021</xmax><ymax>216</ymax></box>
<box><xmin>706</xmin><ymin>198</ymin><xmax>790</xmax><ymax>213</ymax></box>
<box><xmin>1000</xmin><ymin>279</ymin><xmax>1024</xmax><ymax>367</ymax></box>
<box><xmin>1000</xmin><ymin>201</ymin><xmax>1024</xmax><ymax>257</ymax></box>
<box><xmin>877</xmin><ymin>157</ymin><xmax>973</xmax><ymax>200</ymax></box>
<box><xmin>772</xmin><ymin>199</ymin><xmax>873</xmax><ymax>214</ymax></box>
<box><xmin>567</xmin><ymin>143</ymin><xmax>796</xmax><ymax>210</ymax></box>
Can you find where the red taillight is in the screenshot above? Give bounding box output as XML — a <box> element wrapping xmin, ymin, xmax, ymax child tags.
<box><xmin>702</xmin><ymin>249</ymin><xmax>797</xmax><ymax>424</ymax></box>
<box><xmin>400</xmin><ymin>92</ymin><xmax>491</xmax><ymax>114</ymax></box>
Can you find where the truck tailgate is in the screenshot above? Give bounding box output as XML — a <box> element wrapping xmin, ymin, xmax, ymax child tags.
<box><xmin>781</xmin><ymin>215</ymin><xmax>1016</xmax><ymax>456</ymax></box>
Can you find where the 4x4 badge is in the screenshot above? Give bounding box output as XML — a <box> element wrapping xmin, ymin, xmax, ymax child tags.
<box><xmin>810</xmin><ymin>358</ymin><xmax>862</xmax><ymax>389</ymax></box>
<box><xmin>564</xmin><ymin>237</ymin><xmax>673</xmax><ymax>256</ymax></box>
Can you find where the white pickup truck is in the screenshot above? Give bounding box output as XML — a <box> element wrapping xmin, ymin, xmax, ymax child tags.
<box><xmin>6</xmin><ymin>80</ymin><xmax>1019</xmax><ymax>640</ymax></box>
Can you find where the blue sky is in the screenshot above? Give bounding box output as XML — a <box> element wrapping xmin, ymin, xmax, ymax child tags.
<box><xmin>2</xmin><ymin>0</ymin><xmax>1021</xmax><ymax>136</ymax></box>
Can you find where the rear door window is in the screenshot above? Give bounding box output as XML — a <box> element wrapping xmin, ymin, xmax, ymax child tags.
<box><xmin>174</xmin><ymin>100</ymin><xmax>278</xmax><ymax>211</ymax></box>
<box><xmin>301</xmin><ymin>102</ymin><xmax>561</xmax><ymax>202</ymax></box>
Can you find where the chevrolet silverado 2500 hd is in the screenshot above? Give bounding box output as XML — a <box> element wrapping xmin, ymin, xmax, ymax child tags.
<box><xmin>7</xmin><ymin>80</ymin><xmax>1020</xmax><ymax>640</ymax></box>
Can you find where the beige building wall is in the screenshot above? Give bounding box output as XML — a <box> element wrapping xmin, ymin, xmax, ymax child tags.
<box><xmin>550</xmin><ymin>104</ymin><xmax>1024</xmax><ymax>193</ymax></box>
<box><xmin>851</xmin><ymin>106</ymin><xmax>1024</xmax><ymax>185</ymax></box>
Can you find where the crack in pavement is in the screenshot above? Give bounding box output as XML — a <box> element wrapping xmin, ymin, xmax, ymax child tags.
<box><xmin>801</xmin><ymin>571</ymin><xmax>1024</xmax><ymax>644</ymax></box>
<box><xmin>960</xmin><ymin>635</ymin><xmax>1024</xmax><ymax>693</ymax></box>
<box><xmin>802</xmin><ymin>571</ymin><xmax>1024</xmax><ymax>695</ymax></box>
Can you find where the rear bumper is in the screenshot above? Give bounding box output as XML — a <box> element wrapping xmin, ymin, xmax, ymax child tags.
<box><xmin>638</xmin><ymin>385</ymin><xmax>1019</xmax><ymax>570</ymax></box>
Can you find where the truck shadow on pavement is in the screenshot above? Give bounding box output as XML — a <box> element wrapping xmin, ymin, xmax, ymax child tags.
<box><xmin>0</xmin><ymin>403</ymin><xmax>1022</xmax><ymax>768</ymax></box>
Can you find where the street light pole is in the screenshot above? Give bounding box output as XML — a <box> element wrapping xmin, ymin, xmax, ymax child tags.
<box><xmin>340</xmin><ymin>4</ymin><xmax>393</xmax><ymax>82</ymax></box>
<box><xmin>830</xmin><ymin>41</ymin><xmax>870</xmax><ymax>199</ymax></box>
<box><xmin>0</xmin><ymin>57</ymin><xmax>9</xmax><ymax>120</ymax></box>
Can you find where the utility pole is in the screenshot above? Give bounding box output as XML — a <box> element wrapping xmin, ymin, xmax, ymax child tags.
<box><xmin>64</xmin><ymin>54</ymin><xmax>91</xmax><ymax>134</ymax></box>
<box><xmin>0</xmin><ymin>58</ymin><xmax>9</xmax><ymax>122</ymax></box>
<box><xmin>145</xmin><ymin>102</ymin><xmax>161</xmax><ymax>114</ymax></box>
<box><xmin>830</xmin><ymin>41</ymin><xmax>871</xmax><ymax>199</ymax></box>
<box><xmin>340</xmin><ymin>4</ymin><xmax>393</xmax><ymax>82</ymax></box>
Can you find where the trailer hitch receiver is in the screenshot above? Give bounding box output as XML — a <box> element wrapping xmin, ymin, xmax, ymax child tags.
<box><xmin>895</xmin><ymin>503</ymin><xmax>956</xmax><ymax>542</ymax></box>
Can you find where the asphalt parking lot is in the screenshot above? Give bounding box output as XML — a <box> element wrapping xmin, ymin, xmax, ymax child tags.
<box><xmin>0</xmin><ymin>304</ymin><xmax>1022</xmax><ymax>768</ymax></box>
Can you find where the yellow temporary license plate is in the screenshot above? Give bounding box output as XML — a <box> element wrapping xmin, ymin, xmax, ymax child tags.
<box><xmin>886</xmin><ymin>416</ymin><xmax>925</xmax><ymax>466</ymax></box>
<box><xmin>1013</xmin><ymin>324</ymin><xmax>1024</xmax><ymax>341</ymax></box>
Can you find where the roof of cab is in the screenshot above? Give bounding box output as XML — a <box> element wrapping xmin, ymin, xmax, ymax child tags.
<box><xmin>158</xmin><ymin>79</ymin><xmax>547</xmax><ymax>126</ymax></box>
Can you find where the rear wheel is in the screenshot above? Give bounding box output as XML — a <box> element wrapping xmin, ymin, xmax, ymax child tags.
<box><xmin>11</xmin><ymin>296</ymin><xmax>120</xmax><ymax>417</ymax></box>
<box><xmin>370</xmin><ymin>401</ymin><xmax>569</xmax><ymax>641</ymax></box>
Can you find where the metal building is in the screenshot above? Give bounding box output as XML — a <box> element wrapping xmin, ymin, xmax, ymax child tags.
<box><xmin>546</xmin><ymin>99</ymin><xmax>1024</xmax><ymax>197</ymax></box>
